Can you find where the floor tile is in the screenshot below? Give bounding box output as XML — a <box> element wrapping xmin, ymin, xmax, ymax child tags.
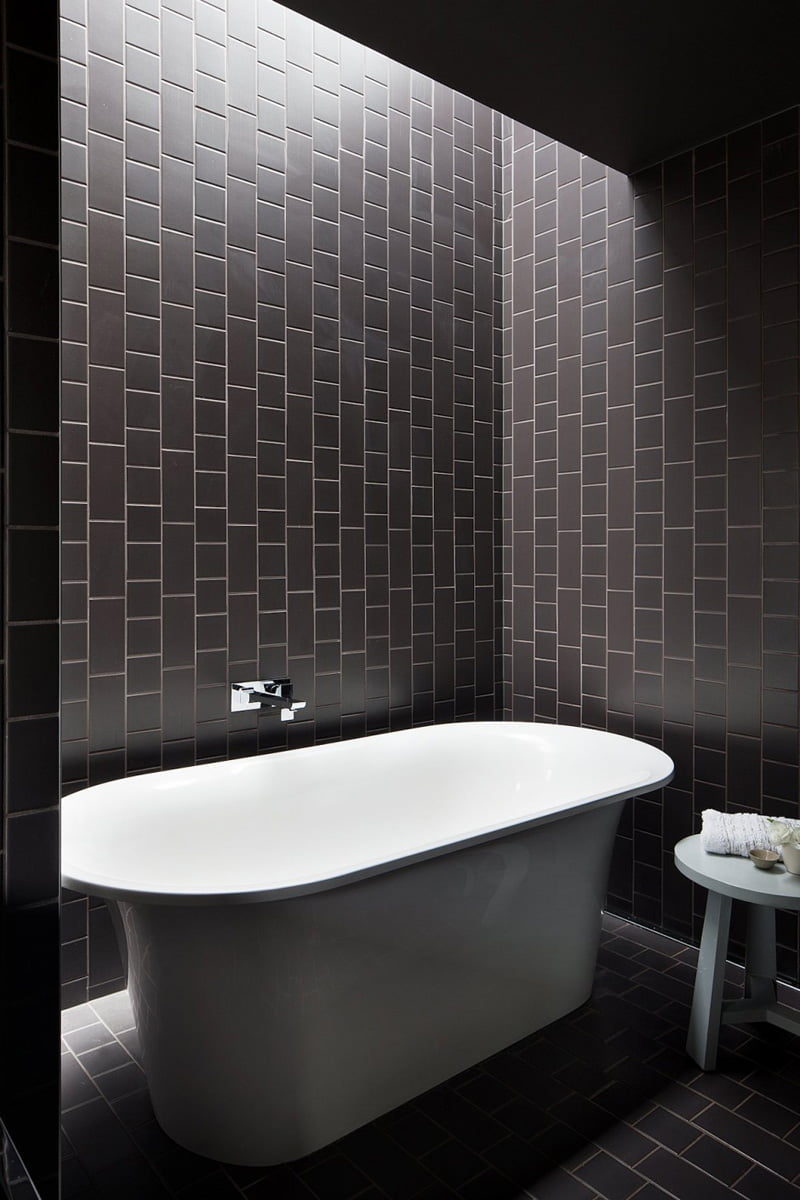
<box><xmin>572</xmin><ymin>1149</ymin><xmax>645</xmax><ymax>1199</ymax></box>
<box><xmin>61</xmin><ymin>1099</ymin><xmax>138</xmax><ymax>1174</ymax></box>
<box><xmin>633</xmin><ymin>1105</ymin><xmax>699</xmax><ymax>1153</ymax></box>
<box><xmin>63</xmin><ymin>1023</ymin><xmax>117</xmax><ymax>1055</ymax></box>
<box><xmin>385</xmin><ymin>1108</ymin><xmax>451</xmax><ymax>1157</ymax></box>
<box><xmin>481</xmin><ymin>1134</ymin><xmax>552</xmax><ymax>1185</ymax></box>
<box><xmin>591</xmin><ymin>1120</ymin><xmax>654</xmax><ymax>1168</ymax></box>
<box><xmin>90</xmin><ymin>1153</ymin><xmax>171</xmax><ymax>1199</ymax></box>
<box><xmin>173</xmin><ymin>1170</ymin><xmax>244</xmax><ymax>1199</ymax></box>
<box><xmin>733</xmin><ymin>1163</ymin><xmax>800</xmax><ymax>1200</ymax></box>
<box><xmin>457</xmin><ymin>1168</ymin><xmax>531</xmax><ymax>1199</ymax></box>
<box><xmin>635</xmin><ymin>1147</ymin><xmax>741</xmax><ymax>1200</ymax></box>
<box><xmin>242</xmin><ymin>1165</ymin><xmax>318</xmax><ymax>1198</ymax></box>
<box><xmin>90</xmin><ymin>992</ymin><xmax>136</xmax><ymax>1033</ymax></box>
<box><xmin>62</xmin><ymin>1004</ymin><xmax>99</xmax><ymax>1034</ymax></box>
<box><xmin>340</xmin><ymin>1126</ymin><xmax>438</xmax><ymax>1199</ymax></box>
<box><xmin>61</xmin><ymin>1055</ymin><xmax>101</xmax><ymax>1111</ymax></box>
<box><xmin>147</xmin><ymin>1141</ymin><xmax>221</xmax><ymax>1192</ymax></box>
<box><xmin>93</xmin><ymin>1061</ymin><xmax>148</xmax><ymax>1102</ymax></box>
<box><xmin>734</xmin><ymin>1089</ymin><xmax>798</xmax><ymax>1139</ymax></box>
<box><xmin>694</xmin><ymin>1103</ymin><xmax>800</xmax><ymax>1180</ymax></box>
<box><xmin>110</xmin><ymin>1088</ymin><xmax>156</xmax><ymax>1129</ymax></box>
<box><xmin>417</xmin><ymin>1088</ymin><xmax>509</xmax><ymax>1153</ymax></box>
<box><xmin>299</xmin><ymin>1152</ymin><xmax>375</xmax><ymax>1200</ymax></box>
<box><xmin>524</xmin><ymin>1167</ymin><xmax>598</xmax><ymax>1199</ymax></box>
<box><xmin>680</xmin><ymin>1133</ymin><xmax>751</xmax><ymax>1188</ymax></box>
<box><xmin>61</xmin><ymin>1154</ymin><xmax>93</xmax><ymax>1199</ymax></box>
<box><xmin>77</xmin><ymin>1040</ymin><xmax>134</xmax><ymax>1077</ymax></box>
<box><xmin>420</xmin><ymin>1139</ymin><xmax>487</xmax><ymax>1189</ymax></box>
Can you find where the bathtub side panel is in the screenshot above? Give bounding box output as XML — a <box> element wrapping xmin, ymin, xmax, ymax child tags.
<box><xmin>121</xmin><ymin>798</ymin><xmax>623</xmax><ymax>1165</ymax></box>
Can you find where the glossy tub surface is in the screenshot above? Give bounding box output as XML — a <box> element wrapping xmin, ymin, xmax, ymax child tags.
<box><xmin>62</xmin><ymin>722</ymin><xmax>674</xmax><ymax>1164</ymax></box>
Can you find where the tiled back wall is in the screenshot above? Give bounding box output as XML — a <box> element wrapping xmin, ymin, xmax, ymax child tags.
<box><xmin>60</xmin><ymin>0</ymin><xmax>499</xmax><ymax>1003</ymax></box>
<box><xmin>505</xmin><ymin>111</ymin><xmax>800</xmax><ymax>978</ymax></box>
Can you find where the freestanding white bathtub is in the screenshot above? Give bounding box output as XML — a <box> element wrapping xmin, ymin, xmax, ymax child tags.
<box><xmin>62</xmin><ymin>721</ymin><xmax>673</xmax><ymax>1165</ymax></box>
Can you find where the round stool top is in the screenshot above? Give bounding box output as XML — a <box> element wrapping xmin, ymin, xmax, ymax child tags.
<box><xmin>675</xmin><ymin>834</ymin><xmax>800</xmax><ymax>910</ymax></box>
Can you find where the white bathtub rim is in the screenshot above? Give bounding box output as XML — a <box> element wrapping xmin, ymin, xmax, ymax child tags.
<box><xmin>62</xmin><ymin>722</ymin><xmax>674</xmax><ymax>907</ymax></box>
<box><xmin>63</xmin><ymin>784</ymin><xmax>663</xmax><ymax>907</ymax></box>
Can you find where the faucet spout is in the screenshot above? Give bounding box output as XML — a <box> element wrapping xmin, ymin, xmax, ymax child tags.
<box><xmin>230</xmin><ymin>680</ymin><xmax>307</xmax><ymax>720</ymax></box>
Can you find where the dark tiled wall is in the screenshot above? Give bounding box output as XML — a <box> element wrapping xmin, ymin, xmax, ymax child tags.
<box><xmin>1</xmin><ymin>2</ymin><xmax>61</xmax><ymax>1196</ymax></box>
<box><xmin>506</xmin><ymin>111</ymin><xmax>800</xmax><ymax>979</ymax></box>
<box><xmin>60</xmin><ymin>0</ymin><xmax>499</xmax><ymax>1003</ymax></box>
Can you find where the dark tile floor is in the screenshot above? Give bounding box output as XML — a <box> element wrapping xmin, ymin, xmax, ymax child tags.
<box><xmin>61</xmin><ymin>915</ymin><xmax>800</xmax><ymax>1200</ymax></box>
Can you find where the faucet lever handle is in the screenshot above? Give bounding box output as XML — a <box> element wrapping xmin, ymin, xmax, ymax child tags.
<box><xmin>280</xmin><ymin>700</ymin><xmax>307</xmax><ymax>722</ymax></box>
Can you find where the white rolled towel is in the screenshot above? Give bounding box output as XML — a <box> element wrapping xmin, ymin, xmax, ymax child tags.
<box><xmin>701</xmin><ymin>809</ymin><xmax>800</xmax><ymax>858</ymax></box>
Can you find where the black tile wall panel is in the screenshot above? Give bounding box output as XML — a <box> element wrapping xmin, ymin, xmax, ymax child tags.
<box><xmin>507</xmin><ymin>109</ymin><xmax>800</xmax><ymax>981</ymax></box>
<box><xmin>60</xmin><ymin>1</ymin><xmax>500</xmax><ymax>1003</ymax></box>
<box><xmin>1</xmin><ymin>2</ymin><xmax>61</xmax><ymax>1197</ymax></box>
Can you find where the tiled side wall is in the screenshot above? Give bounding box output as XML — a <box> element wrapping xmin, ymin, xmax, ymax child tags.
<box><xmin>60</xmin><ymin>0</ymin><xmax>498</xmax><ymax>1004</ymax></box>
<box><xmin>508</xmin><ymin>111</ymin><xmax>800</xmax><ymax>979</ymax></box>
<box><xmin>1</xmin><ymin>3</ymin><xmax>61</xmax><ymax>1197</ymax></box>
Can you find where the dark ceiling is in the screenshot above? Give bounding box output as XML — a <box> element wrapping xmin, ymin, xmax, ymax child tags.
<box><xmin>283</xmin><ymin>0</ymin><xmax>800</xmax><ymax>174</ymax></box>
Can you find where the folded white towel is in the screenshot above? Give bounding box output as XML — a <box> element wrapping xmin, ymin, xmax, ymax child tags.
<box><xmin>700</xmin><ymin>810</ymin><xmax>800</xmax><ymax>858</ymax></box>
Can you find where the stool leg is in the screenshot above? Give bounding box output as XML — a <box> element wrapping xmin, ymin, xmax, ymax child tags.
<box><xmin>687</xmin><ymin>891</ymin><xmax>732</xmax><ymax>1070</ymax></box>
<box><xmin>744</xmin><ymin>904</ymin><xmax>777</xmax><ymax>1007</ymax></box>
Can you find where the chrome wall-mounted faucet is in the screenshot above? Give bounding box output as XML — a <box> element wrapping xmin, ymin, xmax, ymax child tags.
<box><xmin>230</xmin><ymin>679</ymin><xmax>307</xmax><ymax>721</ymax></box>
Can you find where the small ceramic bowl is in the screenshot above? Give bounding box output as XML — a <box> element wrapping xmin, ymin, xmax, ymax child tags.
<box><xmin>749</xmin><ymin>848</ymin><xmax>779</xmax><ymax>870</ymax></box>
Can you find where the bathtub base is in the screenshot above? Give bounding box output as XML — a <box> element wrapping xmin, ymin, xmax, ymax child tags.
<box><xmin>120</xmin><ymin>800</ymin><xmax>622</xmax><ymax>1165</ymax></box>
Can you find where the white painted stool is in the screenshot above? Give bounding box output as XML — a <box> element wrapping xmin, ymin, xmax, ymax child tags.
<box><xmin>674</xmin><ymin>833</ymin><xmax>800</xmax><ymax>1070</ymax></box>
